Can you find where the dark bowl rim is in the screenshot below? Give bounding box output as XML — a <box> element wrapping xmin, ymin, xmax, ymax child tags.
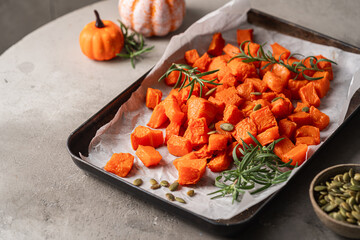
<box><xmin>309</xmin><ymin>163</ymin><xmax>360</xmax><ymax>230</ymax></box>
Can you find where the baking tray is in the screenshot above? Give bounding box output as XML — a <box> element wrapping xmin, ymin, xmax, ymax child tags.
<box><xmin>67</xmin><ymin>9</ymin><xmax>360</xmax><ymax>236</ymax></box>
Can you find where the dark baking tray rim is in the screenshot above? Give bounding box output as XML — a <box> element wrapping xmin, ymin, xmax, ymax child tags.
<box><xmin>67</xmin><ymin>9</ymin><xmax>360</xmax><ymax>236</ymax></box>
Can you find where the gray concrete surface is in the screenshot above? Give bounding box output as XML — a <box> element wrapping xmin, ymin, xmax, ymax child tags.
<box><xmin>1</xmin><ymin>0</ymin><xmax>360</xmax><ymax>239</ymax></box>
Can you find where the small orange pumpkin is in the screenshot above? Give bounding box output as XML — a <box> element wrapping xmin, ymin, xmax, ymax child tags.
<box><xmin>79</xmin><ymin>10</ymin><xmax>124</xmax><ymax>61</ymax></box>
<box><xmin>118</xmin><ymin>0</ymin><xmax>186</xmax><ymax>37</ymax></box>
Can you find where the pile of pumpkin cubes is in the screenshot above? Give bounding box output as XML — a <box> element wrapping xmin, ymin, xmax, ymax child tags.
<box><xmin>108</xmin><ymin>29</ymin><xmax>332</xmax><ymax>185</ymax></box>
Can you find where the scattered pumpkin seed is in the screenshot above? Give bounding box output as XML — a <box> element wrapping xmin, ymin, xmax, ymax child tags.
<box><xmin>354</xmin><ymin>173</ymin><xmax>360</xmax><ymax>181</ymax></box>
<box><xmin>301</xmin><ymin>106</ymin><xmax>309</xmax><ymax>113</ymax></box>
<box><xmin>334</xmin><ymin>212</ymin><xmax>345</xmax><ymax>221</ymax></box>
<box><xmin>349</xmin><ymin>168</ymin><xmax>355</xmax><ymax>178</ymax></box>
<box><xmin>314</xmin><ymin>185</ymin><xmax>327</xmax><ymax>191</ymax></box>
<box><xmin>250</xmin><ymin>92</ymin><xmax>262</xmax><ymax>96</ymax></box>
<box><xmin>160</xmin><ymin>180</ymin><xmax>170</xmax><ymax>187</ymax></box>
<box><xmin>344</xmin><ymin>172</ymin><xmax>350</xmax><ymax>183</ymax></box>
<box><xmin>253</xmin><ymin>104</ymin><xmax>262</xmax><ymax>111</ymax></box>
<box><xmin>207</xmin><ymin>130</ymin><xmax>217</xmax><ymax>135</ymax></box>
<box><xmin>150</xmin><ymin>178</ymin><xmax>158</xmax><ymax>185</ymax></box>
<box><xmin>347</xmin><ymin>218</ymin><xmax>357</xmax><ymax>224</ymax></box>
<box><xmin>175</xmin><ymin>197</ymin><xmax>186</xmax><ymax>204</ymax></box>
<box><xmin>220</xmin><ymin>123</ymin><xmax>234</xmax><ymax>132</ymax></box>
<box><xmin>271</xmin><ymin>96</ymin><xmax>283</xmax><ymax>102</ymax></box>
<box><xmin>151</xmin><ymin>184</ymin><xmax>161</xmax><ymax>190</ymax></box>
<box><xmin>133</xmin><ymin>178</ymin><xmax>143</xmax><ymax>186</ymax></box>
<box><xmin>349</xmin><ymin>185</ymin><xmax>360</xmax><ymax>191</ymax></box>
<box><xmin>324</xmin><ymin>203</ymin><xmax>337</xmax><ymax>212</ymax></box>
<box><xmin>346</xmin><ymin>212</ymin><xmax>355</xmax><ymax>219</ymax></box>
<box><xmin>165</xmin><ymin>193</ymin><xmax>175</xmax><ymax>201</ymax></box>
<box><xmin>205</xmin><ymin>87</ymin><xmax>217</xmax><ymax>96</ymax></box>
<box><xmin>354</xmin><ymin>205</ymin><xmax>360</xmax><ymax>213</ymax></box>
<box><xmin>354</xmin><ymin>211</ymin><xmax>360</xmax><ymax>220</ymax></box>
<box><xmin>340</xmin><ymin>202</ymin><xmax>351</xmax><ymax>212</ymax></box>
<box><xmin>187</xmin><ymin>190</ymin><xmax>195</xmax><ymax>197</ymax></box>
<box><xmin>169</xmin><ymin>181</ymin><xmax>179</xmax><ymax>192</ymax></box>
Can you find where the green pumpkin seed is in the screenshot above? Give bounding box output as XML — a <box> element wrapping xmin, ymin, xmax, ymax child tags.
<box><xmin>320</xmin><ymin>191</ymin><xmax>328</xmax><ymax>195</ymax></box>
<box><xmin>253</xmin><ymin>104</ymin><xmax>262</xmax><ymax>111</ymax></box>
<box><xmin>314</xmin><ymin>185</ymin><xmax>327</xmax><ymax>191</ymax></box>
<box><xmin>302</xmin><ymin>106</ymin><xmax>310</xmax><ymax>113</ymax></box>
<box><xmin>330</xmin><ymin>181</ymin><xmax>342</xmax><ymax>188</ymax></box>
<box><xmin>207</xmin><ymin>130</ymin><xmax>217</xmax><ymax>135</ymax></box>
<box><xmin>205</xmin><ymin>87</ymin><xmax>217</xmax><ymax>96</ymax></box>
<box><xmin>160</xmin><ymin>180</ymin><xmax>170</xmax><ymax>187</ymax></box>
<box><xmin>220</xmin><ymin>123</ymin><xmax>234</xmax><ymax>132</ymax></box>
<box><xmin>271</xmin><ymin>96</ymin><xmax>283</xmax><ymax>102</ymax></box>
<box><xmin>334</xmin><ymin>197</ymin><xmax>344</xmax><ymax>205</ymax></box>
<box><xmin>175</xmin><ymin>197</ymin><xmax>186</xmax><ymax>204</ymax></box>
<box><xmin>349</xmin><ymin>168</ymin><xmax>355</xmax><ymax>178</ymax></box>
<box><xmin>150</xmin><ymin>178</ymin><xmax>158</xmax><ymax>185</ymax></box>
<box><xmin>250</xmin><ymin>92</ymin><xmax>262</xmax><ymax>96</ymax></box>
<box><xmin>351</xmin><ymin>178</ymin><xmax>360</xmax><ymax>186</ymax></box>
<box><xmin>349</xmin><ymin>185</ymin><xmax>360</xmax><ymax>191</ymax></box>
<box><xmin>341</xmin><ymin>202</ymin><xmax>351</xmax><ymax>212</ymax></box>
<box><xmin>347</xmin><ymin>218</ymin><xmax>357</xmax><ymax>224</ymax></box>
<box><xmin>353</xmin><ymin>205</ymin><xmax>360</xmax><ymax>212</ymax></box>
<box><xmin>328</xmin><ymin>194</ymin><xmax>335</xmax><ymax>202</ymax></box>
<box><xmin>133</xmin><ymin>178</ymin><xmax>143</xmax><ymax>186</ymax></box>
<box><xmin>334</xmin><ymin>174</ymin><xmax>344</xmax><ymax>182</ymax></box>
<box><xmin>169</xmin><ymin>181</ymin><xmax>179</xmax><ymax>192</ymax></box>
<box><xmin>346</xmin><ymin>212</ymin><xmax>355</xmax><ymax>219</ymax></box>
<box><xmin>187</xmin><ymin>190</ymin><xmax>195</xmax><ymax>197</ymax></box>
<box><xmin>340</xmin><ymin>207</ymin><xmax>347</xmax><ymax>218</ymax></box>
<box><xmin>324</xmin><ymin>196</ymin><xmax>330</xmax><ymax>202</ymax></box>
<box><xmin>354</xmin><ymin>173</ymin><xmax>360</xmax><ymax>181</ymax></box>
<box><xmin>334</xmin><ymin>212</ymin><xmax>346</xmax><ymax>221</ymax></box>
<box><xmin>343</xmin><ymin>183</ymin><xmax>352</xmax><ymax>189</ymax></box>
<box><xmin>352</xmin><ymin>211</ymin><xmax>360</xmax><ymax>220</ymax></box>
<box><xmin>319</xmin><ymin>199</ymin><xmax>327</xmax><ymax>205</ymax></box>
<box><xmin>151</xmin><ymin>183</ymin><xmax>161</xmax><ymax>190</ymax></box>
<box><xmin>324</xmin><ymin>203</ymin><xmax>338</xmax><ymax>212</ymax></box>
<box><xmin>347</xmin><ymin>197</ymin><xmax>356</xmax><ymax>207</ymax></box>
<box><xmin>165</xmin><ymin>193</ymin><xmax>175</xmax><ymax>201</ymax></box>
<box><xmin>344</xmin><ymin>172</ymin><xmax>350</xmax><ymax>183</ymax></box>
<box><xmin>326</xmin><ymin>181</ymin><xmax>331</xmax><ymax>187</ymax></box>
<box><xmin>356</xmin><ymin>192</ymin><xmax>360</xmax><ymax>203</ymax></box>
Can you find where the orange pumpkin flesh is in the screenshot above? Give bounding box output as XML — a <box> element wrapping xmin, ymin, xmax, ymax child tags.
<box><xmin>79</xmin><ymin>10</ymin><xmax>124</xmax><ymax>61</ymax></box>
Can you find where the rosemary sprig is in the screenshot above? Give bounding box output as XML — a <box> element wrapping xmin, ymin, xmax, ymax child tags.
<box><xmin>116</xmin><ymin>20</ymin><xmax>154</xmax><ymax>68</ymax></box>
<box><xmin>230</xmin><ymin>41</ymin><xmax>337</xmax><ymax>80</ymax></box>
<box><xmin>158</xmin><ymin>63</ymin><xmax>221</xmax><ymax>100</ymax></box>
<box><xmin>208</xmin><ymin>132</ymin><xmax>297</xmax><ymax>203</ymax></box>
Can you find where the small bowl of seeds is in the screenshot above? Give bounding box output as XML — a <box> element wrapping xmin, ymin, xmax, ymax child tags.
<box><xmin>309</xmin><ymin>164</ymin><xmax>360</xmax><ymax>239</ymax></box>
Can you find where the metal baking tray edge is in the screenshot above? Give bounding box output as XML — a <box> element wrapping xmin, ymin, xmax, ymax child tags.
<box><xmin>67</xmin><ymin>9</ymin><xmax>360</xmax><ymax>236</ymax></box>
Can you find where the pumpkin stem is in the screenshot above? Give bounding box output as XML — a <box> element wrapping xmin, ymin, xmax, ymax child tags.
<box><xmin>94</xmin><ymin>10</ymin><xmax>105</xmax><ymax>28</ymax></box>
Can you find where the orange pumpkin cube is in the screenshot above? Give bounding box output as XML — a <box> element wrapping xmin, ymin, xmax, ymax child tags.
<box><xmin>214</xmin><ymin>87</ymin><xmax>244</xmax><ymax>107</ymax></box>
<box><xmin>187</xmin><ymin>96</ymin><xmax>217</xmax><ymax>125</ymax></box>
<box><xmin>296</xmin><ymin>137</ymin><xmax>318</xmax><ymax>146</ymax></box>
<box><xmin>278</xmin><ymin>119</ymin><xmax>297</xmax><ymax>140</ymax></box>
<box><xmin>146</xmin><ymin>88</ymin><xmax>162</xmax><ymax>109</ymax></box>
<box><xmin>184</xmin><ymin>49</ymin><xmax>200</xmax><ymax>65</ymax></box>
<box><xmin>272</xmin><ymin>63</ymin><xmax>293</xmax><ymax>81</ymax></box>
<box><xmin>227</xmin><ymin>59</ymin><xmax>257</xmax><ymax>82</ymax></box>
<box><xmin>165</xmin><ymin>121</ymin><xmax>181</xmax><ymax>143</ymax></box>
<box><xmin>223</xmin><ymin>43</ymin><xmax>240</xmax><ymax>58</ymax></box>
<box><xmin>287</xmin><ymin>112</ymin><xmax>312</xmax><ymax>127</ymax></box>
<box><xmin>174</xmin><ymin>158</ymin><xmax>207</xmax><ymax>185</ymax></box>
<box><xmin>193</xmin><ymin>52</ymin><xmax>211</xmax><ymax>72</ymax></box>
<box><xmin>232</xmin><ymin>118</ymin><xmax>258</xmax><ymax>146</ymax></box>
<box><xmin>299</xmin><ymin>82</ymin><xmax>321</xmax><ymax>107</ymax></box>
<box><xmin>236</xmin><ymin>82</ymin><xmax>255</xmax><ymax>100</ymax></box>
<box><xmin>315</xmin><ymin>55</ymin><xmax>333</xmax><ymax>80</ymax></box>
<box><xmin>263</xmin><ymin>71</ymin><xmax>288</xmax><ymax>93</ymax></box>
<box><xmin>193</xmin><ymin>145</ymin><xmax>214</xmax><ymax>159</ymax></box>
<box><xmin>208</xmin><ymin>134</ymin><xmax>229</xmax><ymax>151</ymax></box>
<box><xmin>295</xmin><ymin>125</ymin><xmax>320</xmax><ymax>145</ymax></box>
<box><xmin>259</xmin><ymin>61</ymin><xmax>273</xmax><ymax>78</ymax></box>
<box><xmin>131</xmin><ymin>126</ymin><xmax>164</xmax><ymax>150</ymax></box>
<box><xmin>147</xmin><ymin>102</ymin><xmax>168</xmax><ymax>129</ymax></box>
<box><xmin>220</xmin><ymin>72</ymin><xmax>238</xmax><ymax>88</ymax></box>
<box><xmin>208</xmin><ymin>151</ymin><xmax>232</xmax><ymax>172</ymax></box>
<box><xmin>249</xmin><ymin>106</ymin><xmax>277</xmax><ymax>133</ymax></box>
<box><xmin>244</xmin><ymin>78</ymin><xmax>268</xmax><ymax>93</ymax></box>
<box><xmin>273</xmin><ymin>136</ymin><xmax>295</xmax><ymax>160</ymax></box>
<box><xmin>261</xmin><ymin>92</ymin><xmax>277</xmax><ymax>102</ymax></box>
<box><xmin>271</xmin><ymin>42</ymin><xmax>290</xmax><ymax>61</ymax></box>
<box><xmin>237</xmin><ymin>29</ymin><xmax>253</xmax><ymax>46</ymax></box>
<box><xmin>208</xmin><ymin>96</ymin><xmax>226</xmax><ymax>116</ymax></box>
<box><xmin>240</xmin><ymin>100</ymin><xmax>256</xmax><ymax>117</ymax></box>
<box><xmin>309</xmin><ymin>106</ymin><xmax>330</xmax><ymax>130</ymax></box>
<box><xmin>223</xmin><ymin>104</ymin><xmax>244</xmax><ymax>125</ymax></box>
<box><xmin>207</xmin><ymin>32</ymin><xmax>225</xmax><ymax>56</ymax></box>
<box><xmin>288</xmin><ymin>79</ymin><xmax>309</xmax><ymax>100</ymax></box>
<box><xmin>104</xmin><ymin>153</ymin><xmax>134</xmax><ymax>177</ymax></box>
<box><xmin>136</xmin><ymin>145</ymin><xmax>162</xmax><ymax>167</ymax></box>
<box><xmin>294</xmin><ymin>102</ymin><xmax>310</xmax><ymax>113</ymax></box>
<box><xmin>312</xmin><ymin>71</ymin><xmax>330</xmax><ymax>98</ymax></box>
<box><xmin>256</xmin><ymin>126</ymin><xmax>280</xmax><ymax>146</ymax></box>
<box><xmin>215</xmin><ymin>121</ymin><xmax>233</xmax><ymax>140</ymax></box>
<box><xmin>167</xmin><ymin>135</ymin><xmax>193</xmax><ymax>157</ymax></box>
<box><xmin>271</xmin><ymin>98</ymin><xmax>292</xmax><ymax>119</ymax></box>
<box><xmin>164</xmin><ymin>95</ymin><xmax>185</xmax><ymax>124</ymax></box>
<box><xmin>183</xmin><ymin>117</ymin><xmax>209</xmax><ymax>146</ymax></box>
<box><xmin>165</xmin><ymin>70</ymin><xmax>186</xmax><ymax>86</ymax></box>
<box><xmin>281</xmin><ymin>144</ymin><xmax>308</xmax><ymax>166</ymax></box>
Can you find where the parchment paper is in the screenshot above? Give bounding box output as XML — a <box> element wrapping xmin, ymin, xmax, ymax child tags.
<box><xmin>82</xmin><ymin>0</ymin><xmax>360</xmax><ymax>220</ymax></box>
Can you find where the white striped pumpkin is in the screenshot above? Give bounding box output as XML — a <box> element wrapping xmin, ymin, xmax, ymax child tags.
<box><xmin>118</xmin><ymin>0</ymin><xmax>186</xmax><ymax>37</ymax></box>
